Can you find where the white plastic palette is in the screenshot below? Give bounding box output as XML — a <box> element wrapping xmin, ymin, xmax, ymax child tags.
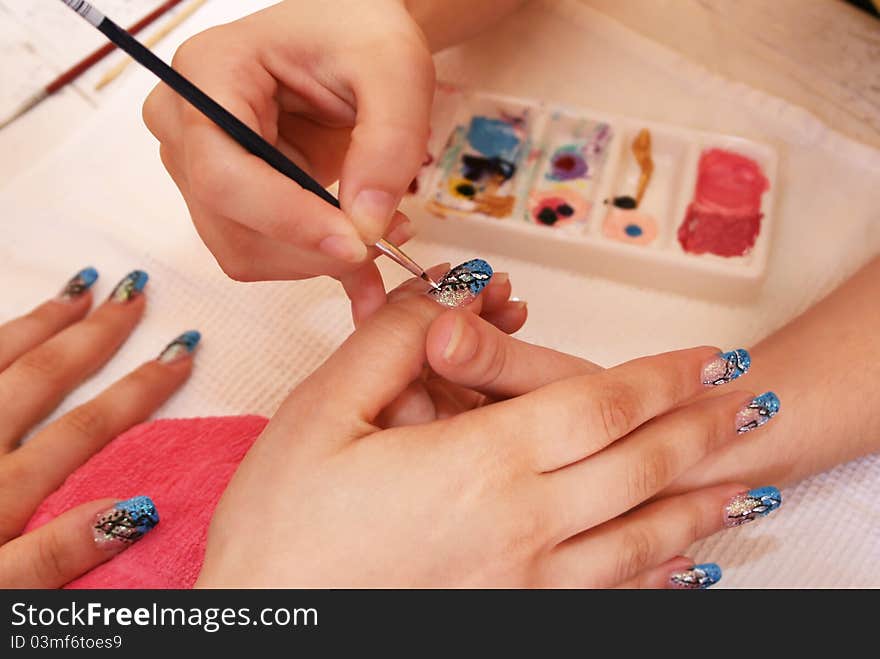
<box><xmin>401</xmin><ymin>85</ymin><xmax>779</xmax><ymax>300</ymax></box>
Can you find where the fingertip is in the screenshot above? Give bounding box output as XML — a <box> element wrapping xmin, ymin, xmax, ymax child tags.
<box><xmin>350</xmin><ymin>189</ymin><xmax>399</xmax><ymax>244</ymax></box>
<box><xmin>341</xmin><ymin>263</ymin><xmax>387</xmax><ymax>327</ymax></box>
<box><xmin>319</xmin><ymin>234</ymin><xmax>369</xmax><ymax>263</ymax></box>
<box><xmin>482</xmin><ymin>300</ymin><xmax>528</xmax><ymax>335</ymax></box>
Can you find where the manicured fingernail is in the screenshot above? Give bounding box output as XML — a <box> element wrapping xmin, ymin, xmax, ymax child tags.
<box><xmin>58</xmin><ymin>266</ymin><xmax>98</xmax><ymax>301</ymax></box>
<box><xmin>109</xmin><ymin>270</ymin><xmax>148</xmax><ymax>303</ymax></box>
<box><xmin>93</xmin><ymin>495</ymin><xmax>159</xmax><ymax>551</ymax></box>
<box><xmin>351</xmin><ymin>189</ymin><xmax>396</xmax><ymax>241</ymax></box>
<box><xmin>442</xmin><ymin>314</ymin><xmax>479</xmax><ymax>364</ymax></box>
<box><xmin>736</xmin><ymin>391</ymin><xmax>780</xmax><ymax>434</ymax></box>
<box><xmin>428</xmin><ymin>259</ymin><xmax>494</xmax><ymax>308</ymax></box>
<box><xmin>668</xmin><ymin>563</ymin><xmax>722</xmax><ymax>589</ymax></box>
<box><xmin>319</xmin><ymin>234</ymin><xmax>368</xmax><ymax>263</ymax></box>
<box><xmin>724</xmin><ymin>486</ymin><xmax>782</xmax><ymax>527</ymax></box>
<box><xmin>157</xmin><ymin>330</ymin><xmax>201</xmax><ymax>364</ymax></box>
<box><xmin>702</xmin><ymin>348</ymin><xmax>750</xmax><ymax>386</ymax></box>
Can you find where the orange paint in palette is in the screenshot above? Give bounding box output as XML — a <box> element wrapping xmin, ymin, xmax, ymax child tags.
<box><xmin>406</xmin><ymin>86</ymin><xmax>777</xmax><ymax>300</ymax></box>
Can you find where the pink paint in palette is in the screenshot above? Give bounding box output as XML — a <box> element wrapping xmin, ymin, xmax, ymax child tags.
<box><xmin>404</xmin><ymin>86</ymin><xmax>778</xmax><ymax>300</ymax></box>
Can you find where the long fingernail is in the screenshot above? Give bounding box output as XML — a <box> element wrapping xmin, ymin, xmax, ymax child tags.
<box><xmin>319</xmin><ymin>234</ymin><xmax>368</xmax><ymax>263</ymax></box>
<box><xmin>668</xmin><ymin>563</ymin><xmax>722</xmax><ymax>589</ymax></box>
<box><xmin>58</xmin><ymin>266</ymin><xmax>99</xmax><ymax>301</ymax></box>
<box><xmin>93</xmin><ymin>495</ymin><xmax>159</xmax><ymax>551</ymax></box>
<box><xmin>109</xmin><ymin>270</ymin><xmax>148</xmax><ymax>303</ymax></box>
<box><xmin>428</xmin><ymin>259</ymin><xmax>494</xmax><ymax>308</ymax></box>
<box><xmin>442</xmin><ymin>314</ymin><xmax>479</xmax><ymax>364</ymax></box>
<box><xmin>736</xmin><ymin>391</ymin><xmax>780</xmax><ymax>434</ymax></box>
<box><xmin>702</xmin><ymin>348</ymin><xmax>750</xmax><ymax>386</ymax></box>
<box><xmin>157</xmin><ymin>330</ymin><xmax>201</xmax><ymax>364</ymax></box>
<box><xmin>351</xmin><ymin>189</ymin><xmax>396</xmax><ymax>242</ymax></box>
<box><xmin>724</xmin><ymin>486</ymin><xmax>782</xmax><ymax>527</ymax></box>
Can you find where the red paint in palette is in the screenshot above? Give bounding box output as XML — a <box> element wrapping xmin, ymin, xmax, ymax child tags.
<box><xmin>677</xmin><ymin>149</ymin><xmax>769</xmax><ymax>257</ymax></box>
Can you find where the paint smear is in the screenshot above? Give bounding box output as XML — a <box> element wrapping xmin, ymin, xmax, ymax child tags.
<box><xmin>603</xmin><ymin>207</ymin><xmax>658</xmax><ymax>245</ymax></box>
<box><xmin>677</xmin><ymin>149</ymin><xmax>769</xmax><ymax>257</ymax></box>
<box><xmin>527</xmin><ymin>116</ymin><xmax>612</xmax><ymax>230</ymax></box>
<box><xmin>429</xmin><ymin>104</ymin><xmax>531</xmax><ymax>220</ymax></box>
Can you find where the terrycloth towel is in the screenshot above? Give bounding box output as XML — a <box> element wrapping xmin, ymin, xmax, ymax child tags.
<box><xmin>2</xmin><ymin>0</ymin><xmax>879</xmax><ymax>587</ymax></box>
<box><xmin>25</xmin><ymin>416</ymin><xmax>268</xmax><ymax>589</ymax></box>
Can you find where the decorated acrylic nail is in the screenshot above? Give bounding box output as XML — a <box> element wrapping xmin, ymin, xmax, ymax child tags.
<box><xmin>93</xmin><ymin>495</ymin><xmax>159</xmax><ymax>550</ymax></box>
<box><xmin>668</xmin><ymin>563</ymin><xmax>722</xmax><ymax>589</ymax></box>
<box><xmin>58</xmin><ymin>266</ymin><xmax>98</xmax><ymax>300</ymax></box>
<box><xmin>724</xmin><ymin>486</ymin><xmax>782</xmax><ymax>527</ymax></box>
<box><xmin>108</xmin><ymin>270</ymin><xmax>148</xmax><ymax>303</ymax></box>
<box><xmin>428</xmin><ymin>259</ymin><xmax>494</xmax><ymax>308</ymax></box>
<box><xmin>736</xmin><ymin>391</ymin><xmax>780</xmax><ymax>434</ymax></box>
<box><xmin>702</xmin><ymin>348</ymin><xmax>751</xmax><ymax>386</ymax></box>
<box><xmin>157</xmin><ymin>330</ymin><xmax>201</xmax><ymax>364</ymax></box>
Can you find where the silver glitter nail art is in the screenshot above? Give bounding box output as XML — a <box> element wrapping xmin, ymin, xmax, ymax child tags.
<box><xmin>736</xmin><ymin>391</ymin><xmax>780</xmax><ymax>434</ymax></box>
<box><xmin>702</xmin><ymin>348</ymin><xmax>750</xmax><ymax>386</ymax></box>
<box><xmin>668</xmin><ymin>563</ymin><xmax>722</xmax><ymax>589</ymax></box>
<box><xmin>427</xmin><ymin>259</ymin><xmax>494</xmax><ymax>308</ymax></box>
<box><xmin>724</xmin><ymin>486</ymin><xmax>782</xmax><ymax>527</ymax></box>
<box><xmin>93</xmin><ymin>495</ymin><xmax>159</xmax><ymax>550</ymax></box>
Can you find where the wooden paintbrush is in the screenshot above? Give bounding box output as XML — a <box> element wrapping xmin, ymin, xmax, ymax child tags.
<box><xmin>0</xmin><ymin>0</ymin><xmax>184</xmax><ymax>130</ymax></box>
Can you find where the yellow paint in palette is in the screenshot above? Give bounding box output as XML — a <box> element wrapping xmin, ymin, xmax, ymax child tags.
<box><xmin>427</xmin><ymin>96</ymin><xmax>535</xmax><ymax>221</ymax></box>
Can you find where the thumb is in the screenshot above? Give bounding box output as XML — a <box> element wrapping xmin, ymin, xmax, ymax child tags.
<box><xmin>274</xmin><ymin>261</ymin><xmax>499</xmax><ymax>446</ymax></box>
<box><xmin>0</xmin><ymin>496</ymin><xmax>159</xmax><ymax>588</ymax></box>
<box><xmin>338</xmin><ymin>48</ymin><xmax>435</xmax><ymax>244</ymax></box>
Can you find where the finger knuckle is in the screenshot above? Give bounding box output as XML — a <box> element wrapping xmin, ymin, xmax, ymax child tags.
<box><xmin>142</xmin><ymin>87</ymin><xmax>163</xmax><ymax>133</ymax></box>
<box><xmin>627</xmin><ymin>448</ymin><xmax>673</xmax><ymax>502</ymax></box>
<box><xmin>216</xmin><ymin>254</ymin><xmax>256</xmax><ymax>282</ymax></box>
<box><xmin>189</xmin><ymin>156</ymin><xmax>235</xmax><ymax>207</ymax></box>
<box><xmin>14</xmin><ymin>344</ymin><xmax>67</xmax><ymax>385</ymax></box>
<box><xmin>591</xmin><ymin>380</ymin><xmax>639</xmax><ymax>440</ymax></box>
<box><xmin>61</xmin><ymin>403</ymin><xmax>105</xmax><ymax>443</ymax></box>
<box><xmin>614</xmin><ymin>526</ymin><xmax>657</xmax><ymax>584</ymax></box>
<box><xmin>32</xmin><ymin>530</ymin><xmax>68</xmax><ymax>586</ymax></box>
<box><xmin>170</xmin><ymin>30</ymin><xmax>216</xmax><ymax>71</ymax></box>
<box><xmin>477</xmin><ymin>332</ymin><xmax>508</xmax><ymax>389</ymax></box>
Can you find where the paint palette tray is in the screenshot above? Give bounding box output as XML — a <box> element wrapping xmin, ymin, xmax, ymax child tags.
<box><xmin>401</xmin><ymin>84</ymin><xmax>778</xmax><ymax>300</ymax></box>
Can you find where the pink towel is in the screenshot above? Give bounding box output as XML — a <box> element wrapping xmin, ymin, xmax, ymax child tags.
<box><xmin>24</xmin><ymin>416</ymin><xmax>268</xmax><ymax>589</ymax></box>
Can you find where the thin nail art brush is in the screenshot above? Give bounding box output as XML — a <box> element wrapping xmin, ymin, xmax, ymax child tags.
<box><xmin>58</xmin><ymin>0</ymin><xmax>440</xmax><ymax>289</ymax></box>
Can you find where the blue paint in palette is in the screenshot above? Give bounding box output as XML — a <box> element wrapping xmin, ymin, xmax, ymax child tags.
<box><xmin>466</xmin><ymin>117</ymin><xmax>521</xmax><ymax>161</ymax></box>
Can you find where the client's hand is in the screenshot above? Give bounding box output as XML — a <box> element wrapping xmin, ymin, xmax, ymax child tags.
<box><xmin>0</xmin><ymin>268</ymin><xmax>198</xmax><ymax>587</ymax></box>
<box><xmin>198</xmin><ymin>273</ymin><xmax>776</xmax><ymax>588</ymax></box>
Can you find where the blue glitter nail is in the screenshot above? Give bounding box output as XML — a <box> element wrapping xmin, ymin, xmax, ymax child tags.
<box><xmin>59</xmin><ymin>266</ymin><xmax>99</xmax><ymax>300</ymax></box>
<box><xmin>702</xmin><ymin>348</ymin><xmax>751</xmax><ymax>386</ymax></box>
<box><xmin>109</xmin><ymin>270</ymin><xmax>149</xmax><ymax>303</ymax></box>
<box><xmin>157</xmin><ymin>330</ymin><xmax>202</xmax><ymax>364</ymax></box>
<box><xmin>736</xmin><ymin>391</ymin><xmax>781</xmax><ymax>434</ymax></box>
<box><xmin>724</xmin><ymin>486</ymin><xmax>782</xmax><ymax>527</ymax></box>
<box><xmin>669</xmin><ymin>563</ymin><xmax>722</xmax><ymax>589</ymax></box>
<box><xmin>428</xmin><ymin>259</ymin><xmax>494</xmax><ymax>308</ymax></box>
<box><xmin>93</xmin><ymin>495</ymin><xmax>159</xmax><ymax>548</ymax></box>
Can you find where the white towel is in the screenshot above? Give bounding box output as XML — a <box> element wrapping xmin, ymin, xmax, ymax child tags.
<box><xmin>0</xmin><ymin>0</ymin><xmax>878</xmax><ymax>586</ymax></box>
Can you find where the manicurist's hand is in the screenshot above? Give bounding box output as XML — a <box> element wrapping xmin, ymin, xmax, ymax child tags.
<box><xmin>0</xmin><ymin>268</ymin><xmax>199</xmax><ymax>587</ymax></box>
<box><xmin>198</xmin><ymin>273</ymin><xmax>777</xmax><ymax>588</ymax></box>
<box><xmin>143</xmin><ymin>0</ymin><xmax>435</xmax><ymax>317</ymax></box>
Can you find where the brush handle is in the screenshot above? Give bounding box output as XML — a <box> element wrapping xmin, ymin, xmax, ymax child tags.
<box><xmin>99</xmin><ymin>15</ymin><xmax>339</xmax><ymax>207</ymax></box>
<box><xmin>59</xmin><ymin>1</ymin><xmax>430</xmax><ymax>282</ymax></box>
